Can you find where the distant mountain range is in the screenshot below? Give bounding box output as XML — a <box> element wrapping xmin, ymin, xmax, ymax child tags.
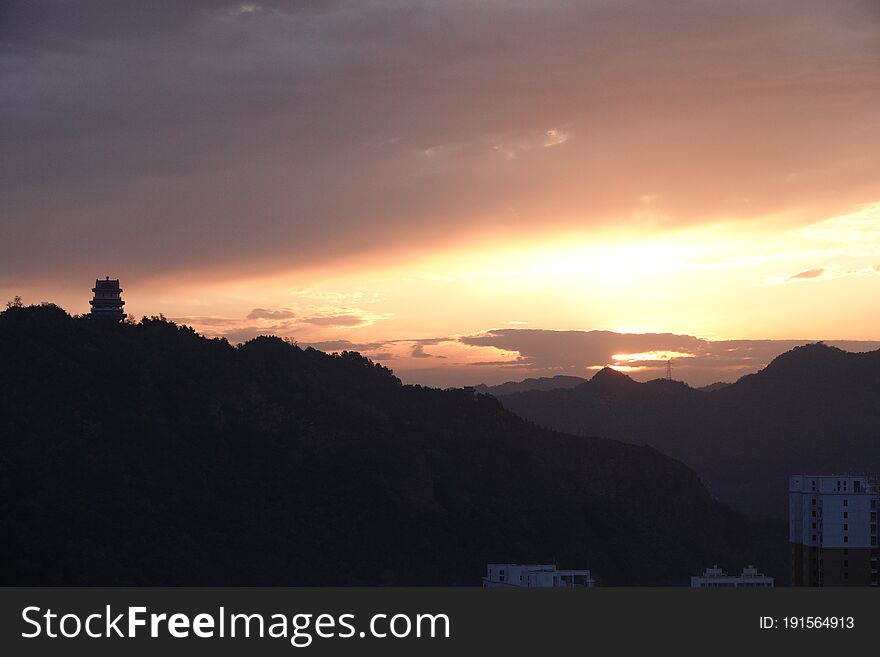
<box><xmin>0</xmin><ymin>304</ymin><xmax>783</xmax><ymax>585</ymax></box>
<box><xmin>499</xmin><ymin>343</ymin><xmax>880</xmax><ymax>518</ymax></box>
<box><xmin>474</xmin><ymin>375</ymin><xmax>587</xmax><ymax>396</ymax></box>
<box><xmin>476</xmin><ymin>375</ymin><xmax>732</xmax><ymax>396</ymax></box>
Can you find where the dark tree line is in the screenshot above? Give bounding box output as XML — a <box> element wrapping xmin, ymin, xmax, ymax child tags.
<box><xmin>0</xmin><ymin>303</ymin><xmax>785</xmax><ymax>585</ymax></box>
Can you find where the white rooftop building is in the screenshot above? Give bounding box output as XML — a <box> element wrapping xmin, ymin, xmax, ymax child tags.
<box><xmin>691</xmin><ymin>565</ymin><xmax>774</xmax><ymax>588</ymax></box>
<box><xmin>483</xmin><ymin>564</ymin><xmax>595</xmax><ymax>588</ymax></box>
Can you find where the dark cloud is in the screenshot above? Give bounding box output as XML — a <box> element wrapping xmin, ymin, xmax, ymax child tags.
<box><xmin>457</xmin><ymin>329</ymin><xmax>880</xmax><ymax>386</ymax></box>
<box><xmin>460</xmin><ymin>329</ymin><xmax>706</xmax><ymax>370</ymax></box>
<box><xmin>2</xmin><ymin>0</ymin><xmax>878</xmax><ymax>285</ymax></box>
<box><xmin>246</xmin><ymin>308</ymin><xmax>296</xmax><ymax>320</ymax></box>
<box><xmin>409</xmin><ymin>344</ymin><xmax>446</xmax><ymax>359</ymax></box>
<box><xmin>468</xmin><ymin>359</ymin><xmax>530</xmax><ymax>368</ymax></box>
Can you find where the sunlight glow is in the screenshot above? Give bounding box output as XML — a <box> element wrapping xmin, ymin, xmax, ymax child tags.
<box><xmin>73</xmin><ymin>198</ymin><xmax>880</xmax><ymax>389</ymax></box>
<box><xmin>611</xmin><ymin>351</ymin><xmax>695</xmax><ymax>363</ymax></box>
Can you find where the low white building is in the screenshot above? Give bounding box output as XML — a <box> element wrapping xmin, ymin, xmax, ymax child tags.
<box><xmin>483</xmin><ymin>564</ymin><xmax>595</xmax><ymax>588</ymax></box>
<box><xmin>691</xmin><ymin>565</ymin><xmax>774</xmax><ymax>588</ymax></box>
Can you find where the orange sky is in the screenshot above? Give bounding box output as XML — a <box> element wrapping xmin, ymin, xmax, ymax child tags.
<box><xmin>2</xmin><ymin>1</ymin><xmax>879</xmax><ymax>386</ymax></box>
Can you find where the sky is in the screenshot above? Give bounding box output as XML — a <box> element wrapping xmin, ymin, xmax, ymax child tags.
<box><xmin>2</xmin><ymin>0</ymin><xmax>880</xmax><ymax>387</ymax></box>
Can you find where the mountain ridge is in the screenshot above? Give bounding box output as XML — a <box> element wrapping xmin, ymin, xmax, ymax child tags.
<box><xmin>500</xmin><ymin>343</ymin><xmax>880</xmax><ymax>517</ymax></box>
<box><xmin>0</xmin><ymin>304</ymin><xmax>784</xmax><ymax>585</ymax></box>
<box><xmin>473</xmin><ymin>374</ymin><xmax>588</xmax><ymax>396</ymax></box>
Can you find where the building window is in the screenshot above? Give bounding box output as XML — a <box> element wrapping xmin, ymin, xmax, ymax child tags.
<box><xmin>812</xmin><ymin>498</ymin><xmax>817</xmax><ymax>506</ymax></box>
<box><xmin>844</xmin><ymin>548</ymin><xmax>849</xmax><ymax>555</ymax></box>
<box><xmin>844</xmin><ymin>573</ymin><xmax>849</xmax><ymax>580</ymax></box>
<box><xmin>844</xmin><ymin>524</ymin><xmax>849</xmax><ymax>531</ymax></box>
<box><xmin>844</xmin><ymin>499</ymin><xmax>849</xmax><ymax>507</ymax></box>
<box><xmin>844</xmin><ymin>536</ymin><xmax>849</xmax><ymax>543</ymax></box>
<box><xmin>844</xmin><ymin>560</ymin><xmax>849</xmax><ymax>567</ymax></box>
<box><xmin>843</xmin><ymin>511</ymin><xmax>848</xmax><ymax>519</ymax></box>
<box><xmin>812</xmin><ymin>510</ymin><xmax>817</xmax><ymax>518</ymax></box>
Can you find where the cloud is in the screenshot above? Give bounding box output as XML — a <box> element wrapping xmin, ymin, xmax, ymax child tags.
<box><xmin>543</xmin><ymin>128</ymin><xmax>571</xmax><ymax>147</ymax></box>
<box><xmin>766</xmin><ymin>262</ymin><xmax>880</xmax><ymax>285</ymax></box>
<box><xmin>230</xmin><ymin>3</ymin><xmax>261</xmax><ymax>16</ymax></box>
<box><xmin>490</xmin><ymin>127</ymin><xmax>573</xmax><ymax>159</ymax></box>
<box><xmin>406</xmin><ymin>342</ymin><xmax>448</xmax><ymax>359</ymax></box>
<box><xmin>3</xmin><ymin>0</ymin><xmax>879</xmax><ymax>284</ymax></box>
<box><xmin>171</xmin><ymin>316</ymin><xmax>241</xmax><ymax>327</ymax></box>
<box><xmin>454</xmin><ymin>328</ymin><xmax>880</xmax><ymax>386</ymax></box>
<box><xmin>410</xmin><ymin>344</ymin><xmax>432</xmax><ymax>359</ymax></box>
<box><xmin>459</xmin><ymin>329</ymin><xmax>707</xmax><ymax>371</ymax></box>
<box><xmin>468</xmin><ymin>359</ymin><xmax>529</xmax><ymax>368</ymax></box>
<box><xmin>787</xmin><ymin>268</ymin><xmax>826</xmax><ymax>281</ymax></box>
<box><xmin>405</xmin><ymin>337</ymin><xmax>450</xmax><ymax>346</ymax></box>
<box><xmin>298</xmin><ymin>313</ymin><xmax>374</xmax><ymax>327</ymax></box>
<box><xmin>246</xmin><ymin>307</ymin><xmax>296</xmax><ymax>320</ymax></box>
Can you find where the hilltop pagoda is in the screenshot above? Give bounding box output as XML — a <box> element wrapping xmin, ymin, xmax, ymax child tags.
<box><xmin>90</xmin><ymin>277</ymin><xmax>125</xmax><ymax>320</ymax></box>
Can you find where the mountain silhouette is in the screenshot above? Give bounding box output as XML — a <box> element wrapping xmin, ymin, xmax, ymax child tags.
<box><xmin>473</xmin><ymin>374</ymin><xmax>587</xmax><ymax>396</ymax></box>
<box><xmin>0</xmin><ymin>304</ymin><xmax>783</xmax><ymax>585</ymax></box>
<box><xmin>500</xmin><ymin>343</ymin><xmax>880</xmax><ymax>518</ymax></box>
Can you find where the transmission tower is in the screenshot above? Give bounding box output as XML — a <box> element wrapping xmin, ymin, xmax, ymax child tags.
<box><xmin>665</xmin><ymin>359</ymin><xmax>673</xmax><ymax>381</ymax></box>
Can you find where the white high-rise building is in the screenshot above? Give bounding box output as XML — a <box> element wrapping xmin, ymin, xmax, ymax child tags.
<box><xmin>789</xmin><ymin>475</ymin><xmax>879</xmax><ymax>586</ymax></box>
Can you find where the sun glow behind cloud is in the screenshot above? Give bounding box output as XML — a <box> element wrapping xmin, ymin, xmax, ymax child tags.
<box><xmin>611</xmin><ymin>351</ymin><xmax>695</xmax><ymax>363</ymax></box>
<box><xmin>2</xmin><ymin>0</ymin><xmax>879</xmax><ymax>390</ymax></box>
<box><xmin>111</xmin><ymin>199</ymin><xmax>879</xmax><ymax>366</ymax></box>
<box><xmin>8</xmin><ymin>193</ymin><xmax>879</xmax><ymax>388</ymax></box>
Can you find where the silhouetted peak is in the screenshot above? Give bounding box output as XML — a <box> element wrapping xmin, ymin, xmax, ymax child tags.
<box><xmin>698</xmin><ymin>382</ymin><xmax>731</xmax><ymax>393</ymax></box>
<box><xmin>590</xmin><ymin>367</ymin><xmax>636</xmax><ymax>386</ymax></box>
<box><xmin>645</xmin><ymin>377</ymin><xmax>691</xmax><ymax>391</ymax></box>
<box><xmin>238</xmin><ymin>334</ymin><xmax>292</xmax><ymax>352</ymax></box>
<box><xmin>761</xmin><ymin>342</ymin><xmax>846</xmax><ymax>377</ymax></box>
<box><xmin>475</xmin><ymin>374</ymin><xmax>588</xmax><ymax>396</ymax></box>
